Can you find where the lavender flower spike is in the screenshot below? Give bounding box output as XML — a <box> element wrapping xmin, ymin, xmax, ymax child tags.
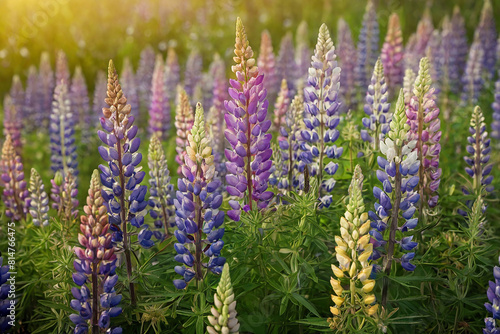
<box><xmin>356</xmin><ymin>0</ymin><xmax>379</xmax><ymax>90</ymax></box>
<box><xmin>9</xmin><ymin>75</ymin><xmax>24</xmax><ymax>120</ymax></box>
<box><xmin>29</xmin><ymin>168</ymin><xmax>49</xmax><ymax>227</ymax></box>
<box><xmin>361</xmin><ymin>58</ymin><xmax>391</xmax><ymax>151</ymax></box>
<box><xmin>1</xmin><ymin>135</ymin><xmax>28</xmax><ymax>222</ymax></box>
<box><xmin>273</xmin><ymin>79</ymin><xmax>290</xmax><ymax>132</ymax></box>
<box><xmin>477</xmin><ymin>0</ymin><xmax>497</xmax><ymax>79</ymax></box>
<box><xmin>484</xmin><ymin>255</ymin><xmax>500</xmax><ymax>334</ymax></box>
<box><xmin>39</xmin><ymin>52</ymin><xmax>55</xmax><ymax>127</ymax></box>
<box><xmin>447</xmin><ymin>7</ymin><xmax>468</xmax><ymax>93</ymax></box>
<box><xmin>136</xmin><ymin>45</ymin><xmax>155</xmax><ymax>110</ymax></box>
<box><xmin>174</xmin><ymin>87</ymin><xmax>194</xmax><ymax>174</ymax></box>
<box><xmin>3</xmin><ymin>96</ymin><xmax>22</xmax><ymax>153</ymax></box>
<box><xmin>173</xmin><ymin>103</ymin><xmax>225</xmax><ymax>289</ymax></box>
<box><xmin>121</xmin><ymin>58</ymin><xmax>140</xmax><ymax>117</ymax></box>
<box><xmin>406</xmin><ymin>58</ymin><xmax>441</xmax><ymax>209</ymax></box>
<box><xmin>224</xmin><ymin>18</ymin><xmax>274</xmax><ymax>221</ymax></box>
<box><xmin>56</xmin><ymin>50</ymin><xmax>70</xmax><ymax>85</ymax></box>
<box><xmin>149</xmin><ymin>54</ymin><xmax>170</xmax><ymax>139</ymax></box>
<box><xmin>165</xmin><ymin>47</ymin><xmax>180</xmax><ymax>103</ymax></box>
<box><xmin>381</xmin><ymin>13</ymin><xmax>404</xmax><ymax>95</ymax></box>
<box><xmin>257</xmin><ymin>30</ymin><xmax>279</xmax><ymax>97</ymax></box>
<box><xmin>24</xmin><ymin>66</ymin><xmax>39</xmax><ymax>130</ymax></box>
<box><xmin>492</xmin><ymin>79</ymin><xmax>500</xmax><ymax>141</ymax></box>
<box><xmin>184</xmin><ymin>49</ymin><xmax>203</xmax><ymax>98</ymax></box>
<box><xmin>461</xmin><ymin>32</ymin><xmax>484</xmax><ymax>106</ymax></box>
<box><xmin>70</xmin><ymin>170</ymin><xmax>122</xmax><ymax>334</ymax></box>
<box><xmin>300</xmin><ymin>23</ymin><xmax>343</xmax><ymax>208</ymax></box>
<box><xmin>337</xmin><ymin>18</ymin><xmax>357</xmax><ymax>111</ymax></box>
<box><xmin>277</xmin><ymin>32</ymin><xmax>297</xmax><ymax>93</ymax></box>
<box><xmin>51</xmin><ymin>171</ymin><xmax>79</xmax><ymax>224</ymax></box>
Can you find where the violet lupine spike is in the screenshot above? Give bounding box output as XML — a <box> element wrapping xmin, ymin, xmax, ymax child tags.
<box><xmin>300</xmin><ymin>23</ymin><xmax>343</xmax><ymax>209</ymax></box>
<box><xmin>492</xmin><ymin>79</ymin><xmax>500</xmax><ymax>141</ymax></box>
<box><xmin>277</xmin><ymin>32</ymin><xmax>297</xmax><ymax>94</ymax></box>
<box><xmin>28</xmin><ymin>168</ymin><xmax>49</xmax><ymax>227</ymax></box>
<box><xmin>296</xmin><ymin>21</ymin><xmax>312</xmax><ymax>86</ymax></box>
<box><xmin>39</xmin><ymin>52</ymin><xmax>55</xmax><ymax>127</ymax></box>
<box><xmin>165</xmin><ymin>47</ymin><xmax>180</xmax><ymax>103</ymax></box>
<box><xmin>24</xmin><ymin>66</ymin><xmax>40</xmax><ymax>131</ymax></box>
<box><xmin>56</xmin><ymin>50</ymin><xmax>70</xmax><ymax>86</ymax></box>
<box><xmin>121</xmin><ymin>58</ymin><xmax>140</xmax><ymax>117</ymax></box>
<box><xmin>93</xmin><ymin>71</ymin><xmax>108</xmax><ymax>127</ymax></box>
<box><xmin>337</xmin><ymin>18</ymin><xmax>357</xmax><ymax>111</ymax></box>
<box><xmin>258</xmin><ymin>30</ymin><xmax>279</xmax><ymax>98</ymax></box>
<box><xmin>0</xmin><ymin>135</ymin><xmax>28</xmax><ymax>222</ymax></box>
<box><xmin>148</xmin><ymin>133</ymin><xmax>174</xmax><ymax>241</ymax></box>
<box><xmin>149</xmin><ymin>54</ymin><xmax>170</xmax><ymax>140</ymax></box>
<box><xmin>381</xmin><ymin>13</ymin><xmax>404</xmax><ymax>96</ymax></box>
<box><xmin>51</xmin><ymin>171</ymin><xmax>79</xmax><ymax>223</ymax></box>
<box><xmin>184</xmin><ymin>49</ymin><xmax>203</xmax><ymax>98</ymax></box>
<box><xmin>425</xmin><ymin>30</ymin><xmax>443</xmax><ymax>89</ymax></box>
<box><xmin>461</xmin><ymin>32</ymin><xmax>484</xmax><ymax>107</ymax></box>
<box><xmin>199</xmin><ymin>71</ymin><xmax>214</xmax><ymax>112</ymax></box>
<box><xmin>484</xmin><ymin>256</ymin><xmax>500</xmax><ymax>334</ymax></box>
<box><xmin>71</xmin><ymin>66</ymin><xmax>91</xmax><ymax>136</ymax></box>
<box><xmin>136</xmin><ymin>45</ymin><xmax>156</xmax><ymax>110</ymax></box>
<box><xmin>0</xmin><ymin>257</ymin><xmax>14</xmax><ymax>332</ymax></box>
<box><xmin>173</xmin><ymin>103</ymin><xmax>225</xmax><ymax>289</ymax></box>
<box><xmin>403</xmin><ymin>68</ymin><xmax>416</xmax><ymax>108</ymax></box>
<box><xmin>224</xmin><ymin>17</ymin><xmax>274</xmax><ymax>221</ymax></box>
<box><xmin>477</xmin><ymin>0</ymin><xmax>497</xmax><ymax>80</ymax></box>
<box><xmin>406</xmin><ymin>58</ymin><xmax>442</xmax><ymax>210</ymax></box>
<box><xmin>356</xmin><ymin>0</ymin><xmax>379</xmax><ymax>91</ymax></box>
<box><xmin>361</xmin><ymin>58</ymin><xmax>391</xmax><ymax>151</ymax></box>
<box><xmin>443</xmin><ymin>7</ymin><xmax>468</xmax><ymax>94</ymax></box>
<box><xmin>404</xmin><ymin>7</ymin><xmax>434</xmax><ymax>73</ymax></box>
<box><xmin>174</xmin><ymin>87</ymin><xmax>194</xmax><ymax>175</ymax></box>
<box><xmin>273</xmin><ymin>79</ymin><xmax>290</xmax><ymax>132</ymax></box>
<box><xmin>3</xmin><ymin>96</ymin><xmax>22</xmax><ymax>154</ymax></box>
<box><xmin>9</xmin><ymin>75</ymin><xmax>24</xmax><ymax>119</ymax></box>
<box><xmin>50</xmin><ymin>80</ymin><xmax>79</xmax><ymax>178</ymax></box>
<box><xmin>70</xmin><ymin>170</ymin><xmax>122</xmax><ymax>334</ymax></box>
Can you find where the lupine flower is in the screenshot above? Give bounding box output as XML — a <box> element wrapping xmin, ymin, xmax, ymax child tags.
<box><xmin>196</xmin><ymin>71</ymin><xmax>214</xmax><ymax>112</ymax></box>
<box><xmin>93</xmin><ymin>71</ymin><xmax>107</xmax><ymax>127</ymax></box>
<box><xmin>477</xmin><ymin>0</ymin><xmax>497</xmax><ymax>79</ymax></box>
<box><xmin>70</xmin><ymin>170</ymin><xmax>122</xmax><ymax>334</ymax></box>
<box><xmin>406</xmin><ymin>58</ymin><xmax>441</xmax><ymax>209</ymax></box>
<box><xmin>24</xmin><ymin>66</ymin><xmax>40</xmax><ymax>131</ymax></box>
<box><xmin>136</xmin><ymin>45</ymin><xmax>156</xmax><ymax>110</ymax></box>
<box><xmin>273</xmin><ymin>79</ymin><xmax>290</xmax><ymax>132</ymax></box>
<box><xmin>0</xmin><ymin>257</ymin><xmax>13</xmax><ymax>332</ymax></box>
<box><xmin>381</xmin><ymin>13</ymin><xmax>404</xmax><ymax>95</ymax></box>
<box><xmin>300</xmin><ymin>23</ymin><xmax>342</xmax><ymax>208</ymax></box>
<box><xmin>277</xmin><ymin>32</ymin><xmax>297</xmax><ymax>93</ymax></box>
<box><xmin>1</xmin><ymin>135</ymin><xmax>28</xmax><ymax>222</ymax></box>
<box><xmin>461</xmin><ymin>32</ymin><xmax>484</xmax><ymax>107</ymax></box>
<box><xmin>51</xmin><ymin>171</ymin><xmax>79</xmax><ymax>224</ymax></box>
<box><xmin>50</xmin><ymin>80</ymin><xmax>79</xmax><ymax>177</ymax></box>
<box><xmin>184</xmin><ymin>49</ymin><xmax>203</xmax><ymax>98</ymax></box>
<box><xmin>224</xmin><ymin>18</ymin><xmax>274</xmax><ymax>221</ymax></box>
<box><xmin>165</xmin><ymin>47</ymin><xmax>180</xmax><ymax>103</ymax></box>
<box><xmin>425</xmin><ymin>30</ymin><xmax>443</xmax><ymax>87</ymax></box>
<box><xmin>295</xmin><ymin>21</ymin><xmax>312</xmax><ymax>86</ymax></box>
<box><xmin>361</xmin><ymin>58</ymin><xmax>391</xmax><ymax>151</ymax></box>
<box><xmin>337</xmin><ymin>18</ymin><xmax>357</xmax><ymax>111</ymax></box>
<box><xmin>175</xmin><ymin>87</ymin><xmax>194</xmax><ymax>174</ymax></box>
<box><xmin>370</xmin><ymin>89</ymin><xmax>420</xmax><ymax>279</ymax></box>
<box><xmin>28</xmin><ymin>168</ymin><xmax>49</xmax><ymax>227</ymax></box>
<box><xmin>257</xmin><ymin>30</ymin><xmax>279</xmax><ymax>97</ymax></box>
<box><xmin>329</xmin><ymin>165</ymin><xmax>378</xmax><ymax>329</ymax></box>
<box><xmin>492</xmin><ymin>79</ymin><xmax>500</xmax><ymax>141</ymax></box>
<box><xmin>56</xmin><ymin>50</ymin><xmax>70</xmax><ymax>85</ymax></box>
<box><xmin>149</xmin><ymin>54</ymin><xmax>170</xmax><ymax>139</ymax></box>
<box><xmin>207</xmin><ymin>263</ymin><xmax>240</xmax><ymax>334</ymax></box>
<box><xmin>458</xmin><ymin>106</ymin><xmax>493</xmax><ymax>216</ymax></box>
<box><xmin>9</xmin><ymin>75</ymin><xmax>24</xmax><ymax>119</ymax></box>
<box><xmin>356</xmin><ymin>0</ymin><xmax>379</xmax><ymax>90</ymax></box>
<box><xmin>99</xmin><ymin>60</ymin><xmax>151</xmax><ymax>305</ymax></box>
<box><xmin>403</xmin><ymin>68</ymin><xmax>416</xmax><ymax>107</ymax></box>
<box><xmin>484</xmin><ymin>255</ymin><xmax>500</xmax><ymax>334</ymax></box>
<box><xmin>148</xmin><ymin>133</ymin><xmax>174</xmax><ymax>240</ymax></box>
<box><xmin>71</xmin><ymin>66</ymin><xmax>91</xmax><ymax>136</ymax></box>
<box><xmin>442</xmin><ymin>7</ymin><xmax>468</xmax><ymax>93</ymax></box>
<box><xmin>39</xmin><ymin>52</ymin><xmax>55</xmax><ymax>127</ymax></box>
<box><xmin>173</xmin><ymin>103</ymin><xmax>225</xmax><ymax>289</ymax></box>
<box><xmin>3</xmin><ymin>96</ymin><xmax>22</xmax><ymax>153</ymax></box>
<box><xmin>121</xmin><ymin>58</ymin><xmax>140</xmax><ymax>117</ymax></box>
<box><xmin>404</xmin><ymin>8</ymin><xmax>434</xmax><ymax>73</ymax></box>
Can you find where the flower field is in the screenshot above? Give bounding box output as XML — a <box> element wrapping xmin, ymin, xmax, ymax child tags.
<box><xmin>1</xmin><ymin>0</ymin><xmax>500</xmax><ymax>333</ymax></box>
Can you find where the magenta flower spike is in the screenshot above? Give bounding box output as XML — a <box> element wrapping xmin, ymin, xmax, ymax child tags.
<box><xmin>337</xmin><ymin>18</ymin><xmax>357</xmax><ymax>111</ymax></box>
<box><xmin>137</xmin><ymin>45</ymin><xmax>156</xmax><ymax>110</ymax></box>
<box><xmin>71</xmin><ymin>66</ymin><xmax>91</xmax><ymax>136</ymax></box>
<box><xmin>56</xmin><ymin>50</ymin><xmax>70</xmax><ymax>86</ymax></box>
<box><xmin>93</xmin><ymin>71</ymin><xmax>108</xmax><ymax>128</ymax></box>
<box><xmin>477</xmin><ymin>0</ymin><xmax>497</xmax><ymax>79</ymax></box>
<box><xmin>9</xmin><ymin>75</ymin><xmax>24</xmax><ymax>120</ymax></box>
<box><xmin>296</xmin><ymin>21</ymin><xmax>312</xmax><ymax>86</ymax></box>
<box><xmin>277</xmin><ymin>32</ymin><xmax>297</xmax><ymax>93</ymax></box>
<box><xmin>3</xmin><ymin>96</ymin><xmax>22</xmax><ymax>153</ymax></box>
<box><xmin>121</xmin><ymin>58</ymin><xmax>140</xmax><ymax>117</ymax></box>
<box><xmin>381</xmin><ymin>13</ymin><xmax>404</xmax><ymax>96</ymax></box>
<box><xmin>39</xmin><ymin>52</ymin><xmax>55</xmax><ymax>127</ymax></box>
<box><xmin>165</xmin><ymin>47</ymin><xmax>180</xmax><ymax>103</ymax></box>
<box><xmin>356</xmin><ymin>0</ymin><xmax>379</xmax><ymax>91</ymax></box>
<box><xmin>184</xmin><ymin>49</ymin><xmax>203</xmax><ymax>98</ymax></box>
<box><xmin>258</xmin><ymin>30</ymin><xmax>279</xmax><ymax>98</ymax></box>
<box><xmin>224</xmin><ymin>18</ymin><xmax>274</xmax><ymax>221</ymax></box>
<box><xmin>149</xmin><ymin>54</ymin><xmax>170</xmax><ymax>140</ymax></box>
<box><xmin>406</xmin><ymin>58</ymin><xmax>442</xmax><ymax>210</ymax></box>
<box><xmin>273</xmin><ymin>79</ymin><xmax>290</xmax><ymax>133</ymax></box>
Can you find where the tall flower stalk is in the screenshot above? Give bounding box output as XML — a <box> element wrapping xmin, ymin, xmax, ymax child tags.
<box><xmin>9</xmin><ymin>75</ymin><xmax>24</xmax><ymax>120</ymax></box>
<box><xmin>24</xmin><ymin>66</ymin><xmax>39</xmax><ymax>130</ymax></box>
<box><xmin>70</xmin><ymin>170</ymin><xmax>122</xmax><ymax>334</ymax></box>
<box><xmin>224</xmin><ymin>18</ymin><xmax>274</xmax><ymax>221</ymax></box>
<box><xmin>337</xmin><ymin>18</ymin><xmax>357</xmax><ymax>111</ymax></box>
<box><xmin>484</xmin><ymin>255</ymin><xmax>500</xmax><ymax>334</ymax></box>
<box><xmin>492</xmin><ymin>79</ymin><xmax>500</xmax><ymax>142</ymax></box>
<box><xmin>165</xmin><ymin>47</ymin><xmax>180</xmax><ymax>102</ymax></box>
<box><xmin>300</xmin><ymin>23</ymin><xmax>342</xmax><ymax>208</ymax></box>
<box><xmin>356</xmin><ymin>0</ymin><xmax>379</xmax><ymax>90</ymax></box>
<box><xmin>403</xmin><ymin>69</ymin><xmax>416</xmax><ymax>108</ymax></box>
<box><xmin>461</xmin><ymin>32</ymin><xmax>484</xmax><ymax>106</ymax></box>
<box><xmin>277</xmin><ymin>32</ymin><xmax>297</xmax><ymax>93</ymax></box>
<box><xmin>51</xmin><ymin>170</ymin><xmax>79</xmax><ymax>225</ymax></box>
<box><xmin>39</xmin><ymin>52</ymin><xmax>55</xmax><ymax>127</ymax></box>
<box><xmin>149</xmin><ymin>54</ymin><xmax>170</xmax><ymax>139</ymax></box>
<box><xmin>381</xmin><ymin>13</ymin><xmax>403</xmax><ymax>95</ymax></box>
<box><xmin>28</xmin><ymin>168</ymin><xmax>49</xmax><ymax>227</ymax></box>
<box><xmin>273</xmin><ymin>79</ymin><xmax>290</xmax><ymax>132</ymax></box>
<box><xmin>477</xmin><ymin>0</ymin><xmax>497</xmax><ymax>79</ymax></box>
<box><xmin>173</xmin><ymin>103</ymin><xmax>225</xmax><ymax>288</ymax></box>
<box><xmin>184</xmin><ymin>49</ymin><xmax>203</xmax><ymax>98</ymax></box>
<box><xmin>121</xmin><ymin>58</ymin><xmax>140</xmax><ymax>117</ymax></box>
<box><xmin>3</xmin><ymin>96</ymin><xmax>22</xmax><ymax>153</ymax></box>
<box><xmin>175</xmin><ymin>87</ymin><xmax>194</xmax><ymax>174</ymax></box>
<box><xmin>257</xmin><ymin>30</ymin><xmax>278</xmax><ymax>97</ymax></box>
<box><xmin>56</xmin><ymin>50</ymin><xmax>70</xmax><ymax>85</ymax></box>
<box><xmin>137</xmin><ymin>45</ymin><xmax>156</xmax><ymax>110</ymax></box>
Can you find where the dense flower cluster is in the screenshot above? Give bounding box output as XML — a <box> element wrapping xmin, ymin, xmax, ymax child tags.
<box><xmin>277</xmin><ymin>33</ymin><xmax>297</xmax><ymax>93</ymax></box>
<box><xmin>165</xmin><ymin>47</ymin><xmax>180</xmax><ymax>102</ymax></box>
<box><xmin>2</xmin><ymin>96</ymin><xmax>22</xmax><ymax>153</ymax></box>
<box><xmin>149</xmin><ymin>54</ymin><xmax>170</xmax><ymax>139</ymax></box>
<box><xmin>184</xmin><ymin>49</ymin><xmax>203</xmax><ymax>98</ymax></box>
<box><xmin>492</xmin><ymin>79</ymin><xmax>500</xmax><ymax>141</ymax></box>
<box><xmin>476</xmin><ymin>0</ymin><xmax>497</xmax><ymax>79</ymax></box>
<box><xmin>446</xmin><ymin>6</ymin><xmax>468</xmax><ymax>93</ymax></box>
<box><xmin>356</xmin><ymin>0</ymin><xmax>379</xmax><ymax>90</ymax></box>
<box><xmin>136</xmin><ymin>45</ymin><xmax>155</xmax><ymax>110</ymax></box>
<box><xmin>257</xmin><ymin>30</ymin><xmax>279</xmax><ymax>97</ymax></box>
<box><xmin>24</xmin><ymin>66</ymin><xmax>38</xmax><ymax>130</ymax></box>
<box><xmin>461</xmin><ymin>32</ymin><xmax>484</xmax><ymax>106</ymax></box>
<box><xmin>175</xmin><ymin>87</ymin><xmax>194</xmax><ymax>174</ymax></box>
<box><xmin>28</xmin><ymin>168</ymin><xmax>49</xmax><ymax>227</ymax></box>
<box><xmin>381</xmin><ymin>13</ymin><xmax>404</xmax><ymax>94</ymax></box>
<box><xmin>56</xmin><ymin>50</ymin><xmax>70</xmax><ymax>85</ymax></box>
<box><xmin>121</xmin><ymin>58</ymin><xmax>140</xmax><ymax>117</ymax></box>
<box><xmin>337</xmin><ymin>18</ymin><xmax>357</xmax><ymax>111</ymax></box>
<box><xmin>51</xmin><ymin>171</ymin><xmax>79</xmax><ymax>224</ymax></box>
<box><xmin>9</xmin><ymin>75</ymin><xmax>24</xmax><ymax>122</ymax></box>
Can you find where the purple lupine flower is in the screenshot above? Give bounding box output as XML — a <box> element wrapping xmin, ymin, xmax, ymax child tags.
<box><xmin>477</xmin><ymin>0</ymin><xmax>497</xmax><ymax>80</ymax></box>
<box><xmin>121</xmin><ymin>58</ymin><xmax>140</xmax><ymax>117</ymax></box>
<box><xmin>70</xmin><ymin>170</ymin><xmax>122</xmax><ymax>334</ymax></box>
<box><xmin>277</xmin><ymin>32</ymin><xmax>297</xmax><ymax>94</ymax></box>
<box><xmin>39</xmin><ymin>52</ymin><xmax>55</xmax><ymax>127</ymax></box>
<box><xmin>99</xmin><ymin>60</ymin><xmax>151</xmax><ymax>305</ymax></box>
<box><xmin>337</xmin><ymin>18</ymin><xmax>357</xmax><ymax>111</ymax></box>
<box><xmin>93</xmin><ymin>71</ymin><xmax>107</xmax><ymax>127</ymax></box>
<box><xmin>458</xmin><ymin>106</ymin><xmax>493</xmax><ymax>217</ymax></box>
<box><xmin>370</xmin><ymin>89</ymin><xmax>420</xmax><ymax>284</ymax></box>
<box><xmin>71</xmin><ymin>66</ymin><xmax>91</xmax><ymax>136</ymax></box>
<box><xmin>404</xmin><ymin>8</ymin><xmax>434</xmax><ymax>73</ymax></box>
<box><xmin>149</xmin><ymin>54</ymin><xmax>170</xmax><ymax>139</ymax></box>
<box><xmin>56</xmin><ymin>50</ymin><xmax>70</xmax><ymax>86</ymax></box>
<box><xmin>148</xmin><ymin>133</ymin><xmax>174</xmax><ymax>241</ymax></box>
<box><xmin>356</xmin><ymin>0</ymin><xmax>379</xmax><ymax>91</ymax></box>
<box><xmin>461</xmin><ymin>32</ymin><xmax>484</xmax><ymax>106</ymax></box>
<box><xmin>0</xmin><ymin>135</ymin><xmax>28</xmax><ymax>222</ymax></box>
<box><xmin>403</xmin><ymin>68</ymin><xmax>416</xmax><ymax>108</ymax></box>
<box><xmin>425</xmin><ymin>30</ymin><xmax>443</xmax><ymax>89</ymax></box>
<box><xmin>184</xmin><ymin>49</ymin><xmax>203</xmax><ymax>98</ymax></box>
<box><xmin>24</xmin><ymin>66</ymin><xmax>40</xmax><ymax>131</ymax></box>
<box><xmin>273</xmin><ymin>79</ymin><xmax>290</xmax><ymax>132</ymax></box>
<box><xmin>361</xmin><ymin>58</ymin><xmax>391</xmax><ymax>151</ymax></box>
<box><xmin>165</xmin><ymin>47</ymin><xmax>180</xmax><ymax>103</ymax></box>
<box><xmin>51</xmin><ymin>170</ymin><xmax>79</xmax><ymax>223</ymax></box>
<box><xmin>28</xmin><ymin>168</ymin><xmax>49</xmax><ymax>227</ymax></box>
<box><xmin>492</xmin><ymin>79</ymin><xmax>500</xmax><ymax>141</ymax></box>
<box><xmin>174</xmin><ymin>87</ymin><xmax>194</xmax><ymax>175</ymax></box>
<box><xmin>50</xmin><ymin>80</ymin><xmax>78</xmax><ymax>177</ymax></box>
<box><xmin>406</xmin><ymin>58</ymin><xmax>441</xmax><ymax>209</ymax></box>
<box><xmin>381</xmin><ymin>13</ymin><xmax>404</xmax><ymax>95</ymax></box>
<box><xmin>484</xmin><ymin>256</ymin><xmax>500</xmax><ymax>334</ymax></box>
<box><xmin>0</xmin><ymin>257</ymin><xmax>14</xmax><ymax>332</ymax></box>
<box><xmin>3</xmin><ymin>96</ymin><xmax>22</xmax><ymax>153</ymax></box>
<box><xmin>443</xmin><ymin>7</ymin><xmax>468</xmax><ymax>94</ymax></box>
<box><xmin>195</xmin><ymin>71</ymin><xmax>214</xmax><ymax>112</ymax></box>
<box><xmin>9</xmin><ymin>75</ymin><xmax>24</xmax><ymax>119</ymax></box>
<box><xmin>173</xmin><ymin>103</ymin><xmax>225</xmax><ymax>289</ymax></box>
<box><xmin>136</xmin><ymin>45</ymin><xmax>156</xmax><ymax>110</ymax></box>
<box><xmin>258</xmin><ymin>30</ymin><xmax>279</xmax><ymax>98</ymax></box>
<box><xmin>224</xmin><ymin>18</ymin><xmax>274</xmax><ymax>221</ymax></box>
<box><xmin>300</xmin><ymin>23</ymin><xmax>342</xmax><ymax>208</ymax></box>
<box><xmin>295</xmin><ymin>21</ymin><xmax>312</xmax><ymax>86</ymax></box>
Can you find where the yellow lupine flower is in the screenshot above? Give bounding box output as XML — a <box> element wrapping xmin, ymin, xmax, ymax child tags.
<box><xmin>331</xmin><ymin>295</ymin><xmax>345</xmax><ymax>307</ymax></box>
<box><xmin>362</xmin><ymin>280</ymin><xmax>375</xmax><ymax>293</ymax></box>
<box><xmin>364</xmin><ymin>294</ymin><xmax>376</xmax><ymax>305</ymax></box>
<box><xmin>331</xmin><ymin>265</ymin><xmax>344</xmax><ymax>278</ymax></box>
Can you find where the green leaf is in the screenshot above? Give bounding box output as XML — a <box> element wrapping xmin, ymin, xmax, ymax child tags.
<box><xmin>291</xmin><ymin>292</ymin><xmax>320</xmax><ymax>317</ymax></box>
